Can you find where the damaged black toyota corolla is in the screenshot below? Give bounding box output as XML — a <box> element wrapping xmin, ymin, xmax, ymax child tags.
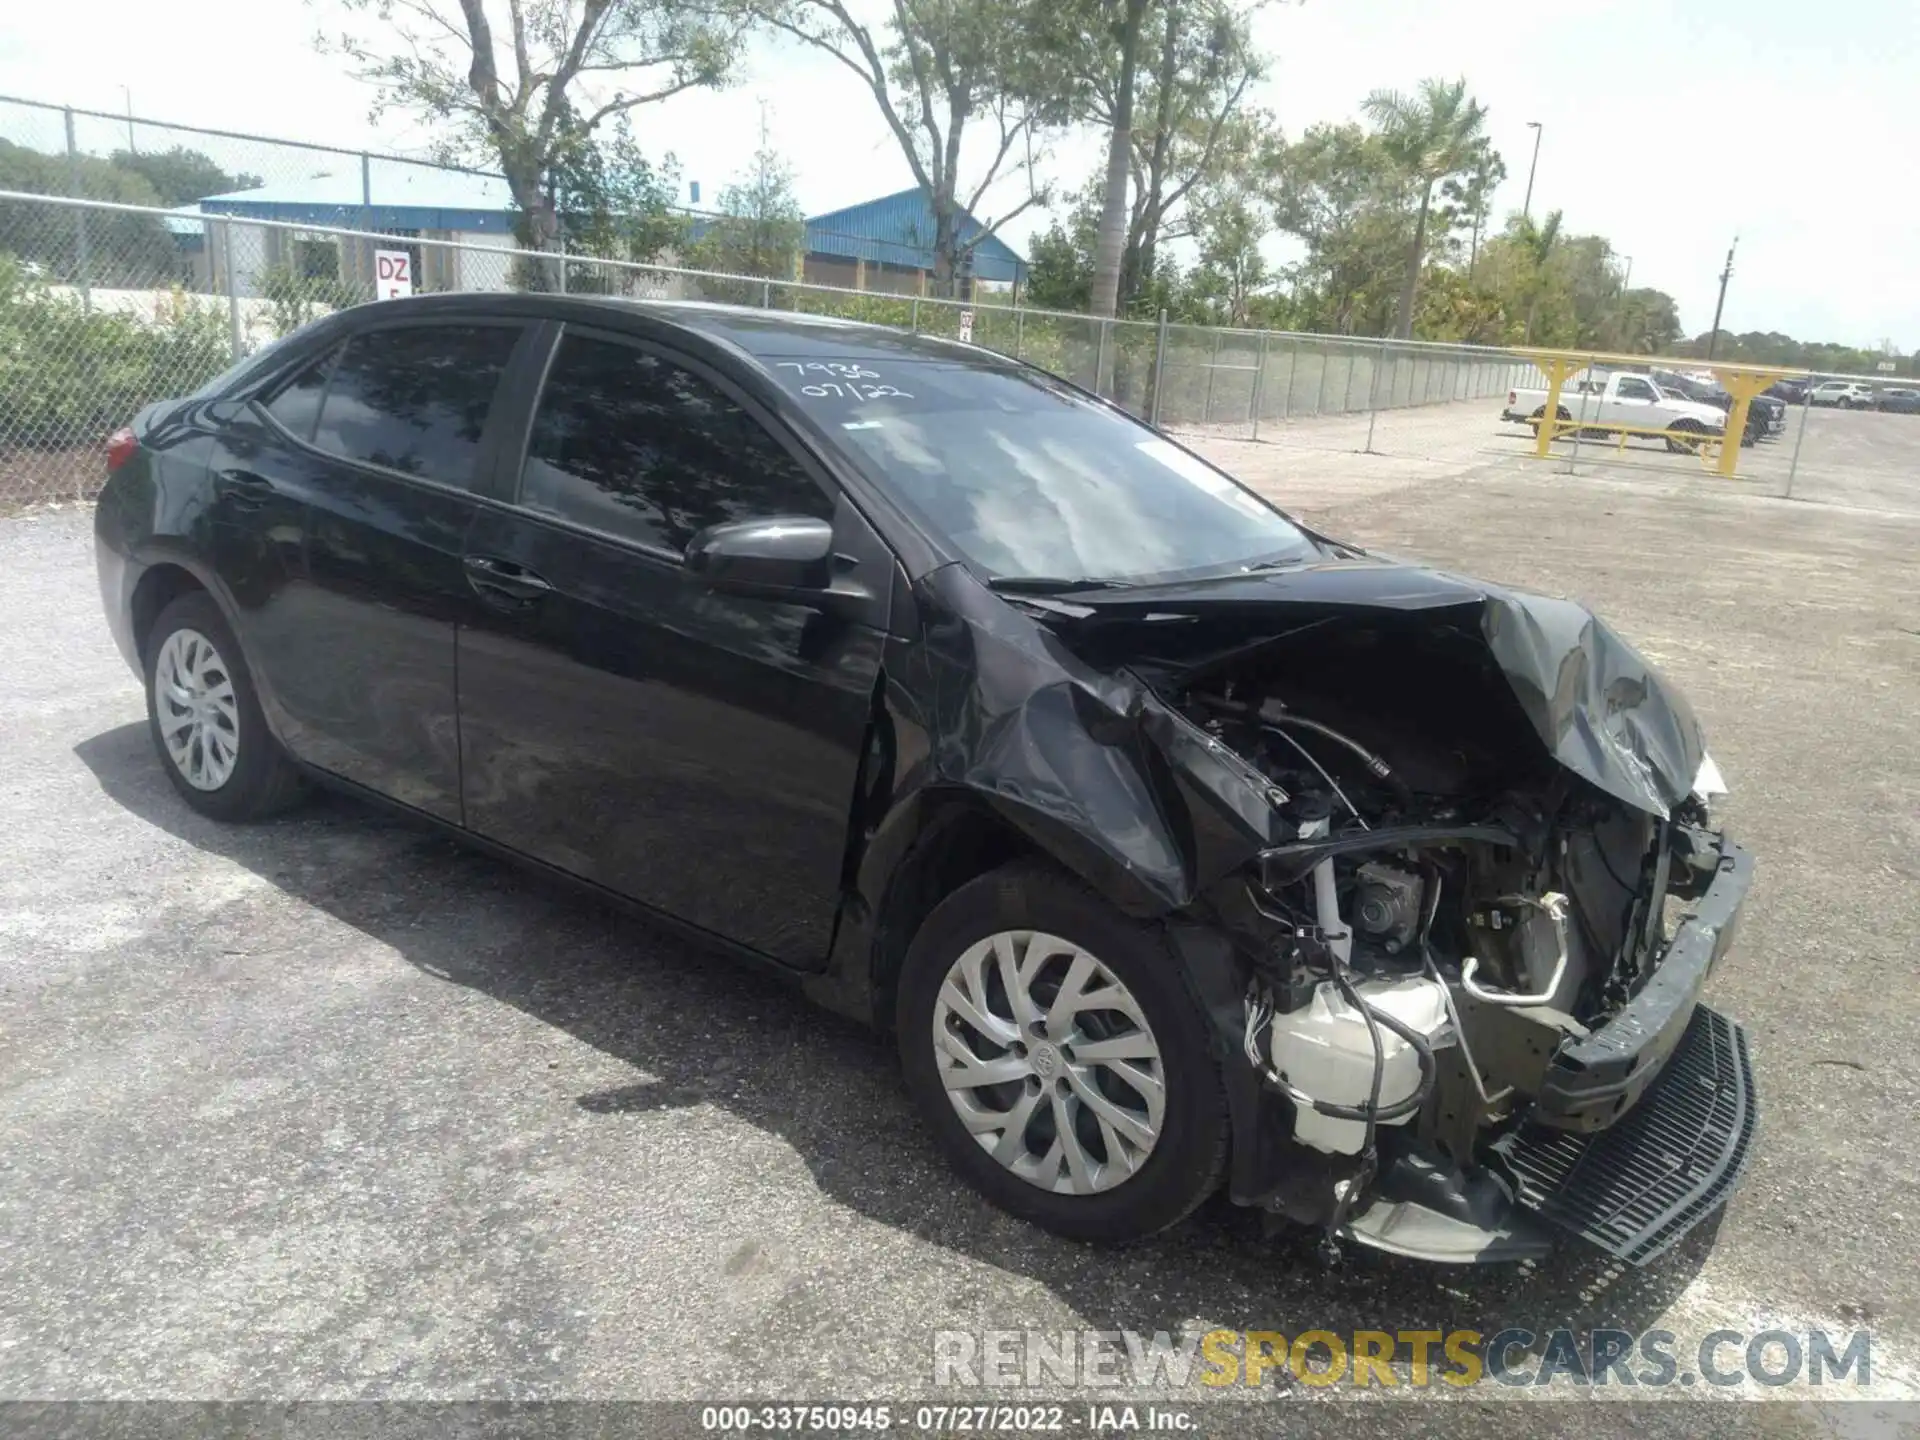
<box><xmin>95</xmin><ymin>297</ymin><xmax>1756</xmax><ymax>1267</ymax></box>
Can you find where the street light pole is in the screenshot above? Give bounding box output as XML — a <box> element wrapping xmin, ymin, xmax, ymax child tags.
<box><xmin>1522</xmin><ymin>121</ymin><xmax>1543</xmax><ymax>218</ymax></box>
<box><xmin>1706</xmin><ymin>237</ymin><xmax>1738</xmax><ymax>361</ymax></box>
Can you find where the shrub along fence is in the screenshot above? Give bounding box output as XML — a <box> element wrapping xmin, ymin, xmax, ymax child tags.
<box><xmin>0</xmin><ymin>188</ymin><xmax>1533</xmax><ymax>512</ymax></box>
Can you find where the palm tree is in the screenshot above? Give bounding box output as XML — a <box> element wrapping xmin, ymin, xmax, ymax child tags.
<box><xmin>1515</xmin><ymin>207</ymin><xmax>1563</xmax><ymax>343</ymax></box>
<box><xmin>1361</xmin><ymin>77</ymin><xmax>1490</xmax><ymax>339</ymax></box>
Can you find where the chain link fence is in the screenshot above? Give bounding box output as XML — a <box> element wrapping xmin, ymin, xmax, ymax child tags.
<box><xmin>6</xmin><ymin>185</ymin><xmax>1911</xmax><ymax>517</ymax></box>
<box><xmin>0</xmin><ymin>188</ymin><xmax>1527</xmax><ymax>512</ymax></box>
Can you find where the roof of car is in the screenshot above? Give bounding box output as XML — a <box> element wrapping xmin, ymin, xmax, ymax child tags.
<box><xmin>349</xmin><ymin>291</ymin><xmax>1018</xmax><ymax>368</ymax></box>
<box><xmin>611</xmin><ymin>299</ymin><xmax>1016</xmax><ymax>365</ymax></box>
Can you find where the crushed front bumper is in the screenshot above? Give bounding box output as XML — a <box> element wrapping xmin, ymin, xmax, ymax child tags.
<box><xmin>1500</xmin><ymin>833</ymin><xmax>1758</xmax><ymax>1264</ymax></box>
<box><xmin>1497</xmin><ymin>1004</ymin><xmax>1756</xmax><ymax>1264</ymax></box>
<box><xmin>1535</xmin><ymin>834</ymin><xmax>1752</xmax><ymax>1130</ymax></box>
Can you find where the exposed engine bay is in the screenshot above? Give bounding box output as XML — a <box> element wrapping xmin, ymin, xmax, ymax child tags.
<box><xmin>1146</xmin><ymin>616</ymin><xmax>1740</xmax><ymax>1264</ymax></box>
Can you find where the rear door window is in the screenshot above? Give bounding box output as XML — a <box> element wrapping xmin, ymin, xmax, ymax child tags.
<box><xmin>309</xmin><ymin>324</ymin><xmax>523</xmax><ymax>488</ymax></box>
<box><xmin>518</xmin><ymin>333</ymin><xmax>833</xmax><ymax>552</ymax></box>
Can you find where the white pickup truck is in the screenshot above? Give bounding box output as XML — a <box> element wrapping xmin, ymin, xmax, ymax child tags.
<box><xmin>1502</xmin><ymin>370</ymin><xmax>1730</xmax><ymax>452</ymax></box>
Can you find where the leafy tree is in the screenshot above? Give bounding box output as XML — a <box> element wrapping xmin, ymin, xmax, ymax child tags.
<box><xmin>1437</xmin><ymin>140</ymin><xmax>1504</xmax><ymax>281</ymax></box>
<box><xmin>109</xmin><ymin>147</ymin><xmax>262</xmax><ymax>206</ymax></box>
<box><xmin>688</xmin><ymin>127</ymin><xmax>805</xmax><ymax>279</ymax></box>
<box><xmin>540</xmin><ymin>108</ymin><xmax>684</xmax><ymax>269</ymax></box>
<box><xmin>1045</xmin><ymin>0</ymin><xmax>1267</xmax><ymax>315</ymax></box>
<box><xmin>1270</xmin><ymin>121</ymin><xmax>1408</xmax><ymax>335</ymax></box>
<box><xmin>0</xmin><ymin>140</ymin><xmax>181</xmax><ymax>287</ymax></box>
<box><xmin>1361</xmin><ymin>76</ymin><xmax>1489</xmax><ymax>338</ymax></box>
<box><xmin>327</xmin><ymin>0</ymin><xmax>745</xmax><ymax>266</ymax></box>
<box><xmin>1513</xmin><ymin>207</ymin><xmax>1561</xmax><ymax>343</ymax></box>
<box><xmin>1022</xmin><ymin>213</ymin><xmax>1095</xmax><ymax>312</ymax></box>
<box><xmin>1617</xmin><ymin>288</ymin><xmax>1683</xmax><ymax>354</ymax></box>
<box><xmin>748</xmin><ymin>0</ymin><xmax>1053</xmax><ymax>297</ymax></box>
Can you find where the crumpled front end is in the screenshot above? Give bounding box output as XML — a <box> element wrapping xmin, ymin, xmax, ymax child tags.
<box><xmin>913</xmin><ymin>558</ymin><xmax>1757</xmax><ymax>1265</ymax></box>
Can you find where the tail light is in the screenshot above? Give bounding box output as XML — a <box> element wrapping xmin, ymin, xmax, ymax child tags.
<box><xmin>105</xmin><ymin>426</ymin><xmax>137</xmax><ymax>473</ymax></box>
<box><xmin>1506</xmin><ymin>390</ymin><xmax>1516</xmax><ymax>406</ymax></box>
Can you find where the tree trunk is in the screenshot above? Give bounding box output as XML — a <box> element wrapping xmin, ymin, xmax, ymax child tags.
<box><xmin>1090</xmin><ymin>0</ymin><xmax>1149</xmax><ymax>319</ymax></box>
<box><xmin>1393</xmin><ymin>180</ymin><xmax>1432</xmax><ymax>339</ymax></box>
<box><xmin>932</xmin><ymin>202</ymin><xmax>957</xmax><ymax>300</ymax></box>
<box><xmin>1129</xmin><ymin>0</ymin><xmax>1181</xmax><ymax>314</ymax></box>
<box><xmin>506</xmin><ymin>162</ymin><xmax>564</xmax><ymax>292</ymax></box>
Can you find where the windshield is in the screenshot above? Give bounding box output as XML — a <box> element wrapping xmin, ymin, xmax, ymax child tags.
<box><xmin>766</xmin><ymin>356</ymin><xmax>1315</xmax><ymax>584</ymax></box>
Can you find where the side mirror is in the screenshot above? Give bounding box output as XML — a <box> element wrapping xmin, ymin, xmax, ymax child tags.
<box><xmin>683</xmin><ymin>515</ymin><xmax>835</xmax><ymax>599</ymax></box>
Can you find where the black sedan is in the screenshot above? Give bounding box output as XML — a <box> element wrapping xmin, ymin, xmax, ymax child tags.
<box><xmin>94</xmin><ymin>295</ymin><xmax>1757</xmax><ymax>1267</ymax></box>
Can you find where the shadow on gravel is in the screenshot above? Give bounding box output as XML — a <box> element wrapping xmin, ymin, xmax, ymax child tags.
<box><xmin>78</xmin><ymin>719</ymin><xmax>1720</xmax><ymax>1381</ymax></box>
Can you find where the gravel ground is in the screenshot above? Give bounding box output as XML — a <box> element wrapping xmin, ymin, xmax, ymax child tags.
<box><xmin>2</xmin><ymin>418</ymin><xmax>1917</xmax><ymax>1429</ymax></box>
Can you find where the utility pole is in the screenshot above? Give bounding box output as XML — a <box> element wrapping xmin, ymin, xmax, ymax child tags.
<box><xmin>121</xmin><ymin>86</ymin><xmax>136</xmax><ymax>153</ymax></box>
<box><xmin>1522</xmin><ymin>121</ymin><xmax>1543</xmax><ymax>218</ymax></box>
<box><xmin>1706</xmin><ymin>237</ymin><xmax>1738</xmax><ymax>361</ymax></box>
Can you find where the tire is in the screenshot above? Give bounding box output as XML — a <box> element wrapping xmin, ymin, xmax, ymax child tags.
<box><xmin>1527</xmin><ymin>404</ymin><xmax>1570</xmax><ymax>440</ymax></box>
<box><xmin>896</xmin><ymin>861</ymin><xmax>1230</xmax><ymax>1243</ymax></box>
<box><xmin>143</xmin><ymin>591</ymin><xmax>305</xmax><ymax>821</ymax></box>
<box><xmin>1664</xmin><ymin>419</ymin><xmax>1707</xmax><ymax>455</ymax></box>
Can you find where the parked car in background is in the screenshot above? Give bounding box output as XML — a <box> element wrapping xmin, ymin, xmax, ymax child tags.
<box><xmin>1876</xmin><ymin>386</ymin><xmax>1920</xmax><ymax>414</ymax></box>
<box><xmin>1648</xmin><ymin>368</ymin><xmax>1784</xmax><ymax>442</ymax></box>
<box><xmin>1504</xmin><ymin>370</ymin><xmax>1730</xmax><ymax>451</ymax></box>
<box><xmin>1764</xmin><ymin>377</ymin><xmax>1813</xmax><ymax>404</ymax></box>
<box><xmin>94</xmin><ymin>294</ymin><xmax>1758</xmax><ymax>1269</ymax></box>
<box><xmin>1809</xmin><ymin>381</ymin><xmax>1876</xmax><ymax>408</ymax></box>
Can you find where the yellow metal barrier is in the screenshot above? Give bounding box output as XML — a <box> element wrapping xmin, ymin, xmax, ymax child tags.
<box><xmin>1537</xmin><ymin>414</ymin><xmax>1724</xmax><ymax>468</ymax></box>
<box><xmin>1514</xmin><ymin>349</ymin><xmax>1797</xmax><ymax>480</ymax></box>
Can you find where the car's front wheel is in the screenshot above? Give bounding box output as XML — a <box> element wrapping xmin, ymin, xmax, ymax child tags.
<box><xmin>144</xmin><ymin>591</ymin><xmax>304</xmax><ymax>821</ymax></box>
<box><xmin>896</xmin><ymin>862</ymin><xmax>1229</xmax><ymax>1243</ymax></box>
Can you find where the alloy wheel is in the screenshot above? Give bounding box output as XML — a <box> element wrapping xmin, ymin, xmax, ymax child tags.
<box><xmin>931</xmin><ymin>930</ymin><xmax>1165</xmax><ymax>1195</ymax></box>
<box><xmin>154</xmin><ymin>627</ymin><xmax>240</xmax><ymax>791</ymax></box>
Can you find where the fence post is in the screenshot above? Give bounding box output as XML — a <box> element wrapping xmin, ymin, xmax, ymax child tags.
<box><xmin>762</xmin><ymin>277</ymin><xmax>771</xmax><ymax>309</ymax></box>
<box><xmin>221</xmin><ymin>218</ymin><xmax>243</xmax><ymax>362</ymax></box>
<box><xmin>1202</xmin><ymin>329</ymin><xmax>1222</xmax><ymax>425</ymax></box>
<box><xmin>555</xmin><ymin>241</ymin><xmax>567</xmax><ymax>294</ymax></box>
<box><xmin>1364</xmin><ymin>339</ymin><xmax>1389</xmax><ymax>453</ymax></box>
<box><xmin>1784</xmin><ymin>390</ymin><xmax>1812</xmax><ymax>499</ymax></box>
<box><xmin>1015</xmin><ymin>303</ymin><xmax>1025</xmax><ymax>360</ymax></box>
<box><xmin>910</xmin><ymin>296</ymin><xmax>919</xmax><ymax>333</ymax></box>
<box><xmin>1150</xmin><ymin>309</ymin><xmax>1169</xmax><ymax>428</ymax></box>
<box><xmin>1248</xmin><ymin>331</ymin><xmax>1269</xmax><ymax>442</ymax></box>
<box><xmin>63</xmin><ymin>108</ymin><xmax>92</xmax><ymax>313</ymax></box>
<box><xmin>1340</xmin><ymin>346</ymin><xmax>1357</xmax><ymax>413</ymax></box>
<box><xmin>1096</xmin><ymin>318</ymin><xmax>1112</xmax><ymax>398</ymax></box>
<box><xmin>1279</xmin><ymin>338</ymin><xmax>1297</xmax><ymax>422</ymax></box>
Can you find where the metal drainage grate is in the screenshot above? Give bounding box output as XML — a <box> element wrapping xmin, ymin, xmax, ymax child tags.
<box><xmin>1497</xmin><ymin>1005</ymin><xmax>1757</xmax><ymax>1266</ymax></box>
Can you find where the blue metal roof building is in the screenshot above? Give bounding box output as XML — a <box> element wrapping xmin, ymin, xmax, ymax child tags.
<box><xmin>803</xmin><ymin>189</ymin><xmax>1027</xmax><ymax>287</ymax></box>
<box><xmin>185</xmin><ymin>168</ymin><xmax>1026</xmax><ymax>294</ymax></box>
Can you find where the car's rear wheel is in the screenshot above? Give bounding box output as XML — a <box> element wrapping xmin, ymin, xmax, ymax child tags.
<box><xmin>1527</xmin><ymin>404</ymin><xmax>1570</xmax><ymax>440</ymax></box>
<box><xmin>896</xmin><ymin>862</ymin><xmax>1229</xmax><ymax>1243</ymax></box>
<box><xmin>144</xmin><ymin>592</ymin><xmax>304</xmax><ymax>821</ymax></box>
<box><xmin>1665</xmin><ymin>418</ymin><xmax>1708</xmax><ymax>454</ymax></box>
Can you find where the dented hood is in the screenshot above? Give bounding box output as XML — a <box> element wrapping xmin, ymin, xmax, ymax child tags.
<box><xmin>1010</xmin><ymin>557</ymin><xmax>1708</xmax><ymax>819</ymax></box>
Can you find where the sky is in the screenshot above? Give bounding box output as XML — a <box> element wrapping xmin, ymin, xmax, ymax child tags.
<box><xmin>2</xmin><ymin>0</ymin><xmax>1913</xmax><ymax>345</ymax></box>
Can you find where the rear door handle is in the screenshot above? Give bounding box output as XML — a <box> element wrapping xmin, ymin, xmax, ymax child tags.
<box><xmin>213</xmin><ymin>468</ymin><xmax>276</xmax><ymax>510</ymax></box>
<box><xmin>463</xmin><ymin>554</ymin><xmax>553</xmax><ymax>605</ymax></box>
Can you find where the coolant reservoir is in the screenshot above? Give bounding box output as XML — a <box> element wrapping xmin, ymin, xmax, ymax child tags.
<box><xmin>1269</xmin><ymin>975</ymin><xmax>1451</xmax><ymax>1155</ymax></box>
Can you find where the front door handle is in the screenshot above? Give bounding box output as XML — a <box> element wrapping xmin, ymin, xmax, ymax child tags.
<box><xmin>463</xmin><ymin>554</ymin><xmax>553</xmax><ymax>606</ymax></box>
